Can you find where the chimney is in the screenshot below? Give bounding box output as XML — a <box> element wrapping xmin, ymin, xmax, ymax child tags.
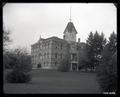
<box><xmin>78</xmin><ymin>38</ymin><xmax>80</xmax><ymax>43</ymax></box>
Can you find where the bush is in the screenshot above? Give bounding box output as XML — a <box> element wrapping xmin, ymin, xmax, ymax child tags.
<box><xmin>6</xmin><ymin>70</ymin><xmax>31</xmax><ymax>83</ymax></box>
<box><xmin>96</xmin><ymin>45</ymin><xmax>117</xmax><ymax>92</ymax></box>
<box><xmin>5</xmin><ymin>48</ymin><xmax>32</xmax><ymax>83</ymax></box>
<box><xmin>58</xmin><ymin>59</ymin><xmax>70</xmax><ymax>72</ymax></box>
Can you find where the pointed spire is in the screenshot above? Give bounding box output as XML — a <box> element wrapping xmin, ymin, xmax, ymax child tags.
<box><xmin>69</xmin><ymin>6</ymin><xmax>72</xmax><ymax>22</ymax></box>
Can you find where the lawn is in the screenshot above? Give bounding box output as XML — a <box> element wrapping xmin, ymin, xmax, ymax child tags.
<box><xmin>4</xmin><ymin>69</ymin><xmax>101</xmax><ymax>94</ymax></box>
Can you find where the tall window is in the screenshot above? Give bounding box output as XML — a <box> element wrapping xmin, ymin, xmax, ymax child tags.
<box><xmin>48</xmin><ymin>43</ymin><xmax>49</xmax><ymax>48</ymax></box>
<box><xmin>55</xmin><ymin>53</ymin><xmax>57</xmax><ymax>59</ymax></box>
<box><xmin>47</xmin><ymin>53</ymin><xmax>49</xmax><ymax>58</ymax></box>
<box><xmin>44</xmin><ymin>53</ymin><xmax>45</xmax><ymax>59</ymax></box>
<box><xmin>61</xmin><ymin>53</ymin><xmax>62</xmax><ymax>59</ymax></box>
<box><xmin>39</xmin><ymin>53</ymin><xmax>41</xmax><ymax>59</ymax></box>
<box><xmin>72</xmin><ymin>54</ymin><xmax>77</xmax><ymax>61</ymax></box>
<box><xmin>44</xmin><ymin>62</ymin><xmax>45</xmax><ymax>66</ymax></box>
<box><xmin>45</xmin><ymin>43</ymin><xmax>46</xmax><ymax>49</ymax></box>
<box><xmin>61</xmin><ymin>44</ymin><xmax>62</xmax><ymax>49</ymax></box>
<box><xmin>55</xmin><ymin>62</ymin><xmax>57</xmax><ymax>67</ymax></box>
<box><xmin>56</xmin><ymin>45</ymin><xmax>57</xmax><ymax>49</ymax></box>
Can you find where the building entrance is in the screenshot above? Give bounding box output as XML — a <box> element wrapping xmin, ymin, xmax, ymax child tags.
<box><xmin>72</xmin><ymin>63</ymin><xmax>78</xmax><ymax>71</ymax></box>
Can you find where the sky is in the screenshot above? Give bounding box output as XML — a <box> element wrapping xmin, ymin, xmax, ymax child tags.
<box><xmin>3</xmin><ymin>3</ymin><xmax>117</xmax><ymax>53</ymax></box>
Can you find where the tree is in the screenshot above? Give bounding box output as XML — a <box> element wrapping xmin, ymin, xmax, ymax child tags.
<box><xmin>78</xmin><ymin>43</ymin><xmax>89</xmax><ymax>70</ymax></box>
<box><xmin>5</xmin><ymin>48</ymin><xmax>32</xmax><ymax>83</ymax></box>
<box><xmin>3</xmin><ymin>25</ymin><xmax>12</xmax><ymax>52</ymax></box>
<box><xmin>108</xmin><ymin>32</ymin><xmax>117</xmax><ymax>53</ymax></box>
<box><xmin>58</xmin><ymin>58</ymin><xmax>70</xmax><ymax>72</ymax></box>
<box><xmin>96</xmin><ymin>32</ymin><xmax>117</xmax><ymax>92</ymax></box>
<box><xmin>3</xmin><ymin>25</ymin><xmax>12</xmax><ymax>69</ymax></box>
<box><xmin>86</xmin><ymin>31</ymin><xmax>106</xmax><ymax>70</ymax></box>
<box><xmin>58</xmin><ymin>44</ymin><xmax>71</xmax><ymax>72</ymax></box>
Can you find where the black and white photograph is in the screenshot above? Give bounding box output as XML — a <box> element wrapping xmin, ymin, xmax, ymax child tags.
<box><xmin>3</xmin><ymin>3</ymin><xmax>117</xmax><ymax>94</ymax></box>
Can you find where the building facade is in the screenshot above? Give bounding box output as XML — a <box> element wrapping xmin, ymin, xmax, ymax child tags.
<box><xmin>31</xmin><ymin>21</ymin><xmax>86</xmax><ymax>71</ymax></box>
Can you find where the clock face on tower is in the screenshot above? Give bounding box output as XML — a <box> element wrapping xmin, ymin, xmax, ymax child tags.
<box><xmin>63</xmin><ymin>22</ymin><xmax>77</xmax><ymax>42</ymax></box>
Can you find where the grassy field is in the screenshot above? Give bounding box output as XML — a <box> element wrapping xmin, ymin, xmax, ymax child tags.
<box><xmin>4</xmin><ymin>69</ymin><xmax>101</xmax><ymax>94</ymax></box>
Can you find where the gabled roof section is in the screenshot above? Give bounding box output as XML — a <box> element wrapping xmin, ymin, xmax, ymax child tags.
<box><xmin>63</xmin><ymin>22</ymin><xmax>77</xmax><ymax>34</ymax></box>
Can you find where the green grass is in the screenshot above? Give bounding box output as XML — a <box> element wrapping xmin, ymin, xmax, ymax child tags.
<box><xmin>4</xmin><ymin>69</ymin><xmax>101</xmax><ymax>94</ymax></box>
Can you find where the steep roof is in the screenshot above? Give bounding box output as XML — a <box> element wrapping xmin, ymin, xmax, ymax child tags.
<box><xmin>45</xmin><ymin>36</ymin><xmax>68</xmax><ymax>44</ymax></box>
<box><xmin>63</xmin><ymin>22</ymin><xmax>77</xmax><ymax>34</ymax></box>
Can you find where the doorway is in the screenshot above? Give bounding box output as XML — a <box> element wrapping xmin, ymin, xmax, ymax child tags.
<box><xmin>72</xmin><ymin>63</ymin><xmax>77</xmax><ymax>71</ymax></box>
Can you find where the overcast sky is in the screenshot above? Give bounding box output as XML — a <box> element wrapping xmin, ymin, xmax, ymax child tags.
<box><xmin>3</xmin><ymin>3</ymin><xmax>117</xmax><ymax>53</ymax></box>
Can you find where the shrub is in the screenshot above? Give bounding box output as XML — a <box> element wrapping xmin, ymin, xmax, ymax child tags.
<box><xmin>96</xmin><ymin>45</ymin><xmax>117</xmax><ymax>92</ymax></box>
<box><xmin>5</xmin><ymin>48</ymin><xmax>32</xmax><ymax>83</ymax></box>
<box><xmin>6</xmin><ymin>70</ymin><xmax>31</xmax><ymax>83</ymax></box>
<box><xmin>96</xmin><ymin>32</ymin><xmax>117</xmax><ymax>92</ymax></box>
<box><xmin>58</xmin><ymin>59</ymin><xmax>70</xmax><ymax>72</ymax></box>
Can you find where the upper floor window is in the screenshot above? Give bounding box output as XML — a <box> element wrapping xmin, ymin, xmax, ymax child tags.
<box><xmin>39</xmin><ymin>53</ymin><xmax>41</xmax><ymax>59</ymax></box>
<box><xmin>61</xmin><ymin>53</ymin><xmax>62</xmax><ymax>59</ymax></box>
<box><xmin>55</xmin><ymin>53</ymin><xmax>57</xmax><ymax>59</ymax></box>
<box><xmin>48</xmin><ymin>43</ymin><xmax>49</xmax><ymax>48</ymax></box>
<box><xmin>47</xmin><ymin>53</ymin><xmax>49</xmax><ymax>58</ymax></box>
<box><xmin>71</xmin><ymin>54</ymin><xmax>77</xmax><ymax>61</ymax></box>
<box><xmin>44</xmin><ymin>43</ymin><xmax>46</xmax><ymax>49</ymax></box>
<box><xmin>55</xmin><ymin>44</ymin><xmax>57</xmax><ymax>49</ymax></box>
<box><xmin>61</xmin><ymin>44</ymin><xmax>62</xmax><ymax>49</ymax></box>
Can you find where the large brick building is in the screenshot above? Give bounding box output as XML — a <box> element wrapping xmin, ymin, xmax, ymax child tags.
<box><xmin>31</xmin><ymin>21</ymin><xmax>86</xmax><ymax>71</ymax></box>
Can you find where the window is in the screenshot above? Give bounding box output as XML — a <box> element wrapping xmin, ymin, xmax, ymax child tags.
<box><xmin>46</xmin><ymin>43</ymin><xmax>48</xmax><ymax>49</ymax></box>
<box><xmin>55</xmin><ymin>53</ymin><xmax>57</xmax><ymax>59</ymax></box>
<box><xmin>39</xmin><ymin>53</ymin><xmax>41</xmax><ymax>59</ymax></box>
<box><xmin>43</xmin><ymin>53</ymin><xmax>45</xmax><ymax>59</ymax></box>
<box><xmin>71</xmin><ymin>54</ymin><xmax>77</xmax><ymax>61</ymax></box>
<box><xmin>44</xmin><ymin>44</ymin><xmax>46</xmax><ymax>49</ymax></box>
<box><xmin>42</xmin><ymin>44</ymin><xmax>44</xmax><ymax>49</ymax></box>
<box><xmin>48</xmin><ymin>43</ymin><xmax>49</xmax><ymax>48</ymax></box>
<box><xmin>61</xmin><ymin>53</ymin><xmax>62</xmax><ymax>59</ymax></box>
<box><xmin>44</xmin><ymin>53</ymin><xmax>46</xmax><ymax>58</ymax></box>
<box><xmin>47</xmin><ymin>62</ymin><xmax>49</xmax><ymax>66</ymax></box>
<box><xmin>47</xmin><ymin>53</ymin><xmax>49</xmax><ymax>58</ymax></box>
<box><xmin>61</xmin><ymin>44</ymin><xmax>62</xmax><ymax>49</ymax></box>
<box><xmin>44</xmin><ymin>62</ymin><xmax>45</xmax><ymax>66</ymax></box>
<box><xmin>56</xmin><ymin>45</ymin><xmax>57</xmax><ymax>49</ymax></box>
<box><xmin>55</xmin><ymin>62</ymin><xmax>57</xmax><ymax>67</ymax></box>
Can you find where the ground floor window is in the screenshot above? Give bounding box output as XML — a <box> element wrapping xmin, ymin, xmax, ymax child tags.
<box><xmin>37</xmin><ymin>63</ymin><xmax>41</xmax><ymax>68</ymax></box>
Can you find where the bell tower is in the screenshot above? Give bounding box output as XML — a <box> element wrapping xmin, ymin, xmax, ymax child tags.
<box><xmin>63</xmin><ymin>7</ymin><xmax>77</xmax><ymax>42</ymax></box>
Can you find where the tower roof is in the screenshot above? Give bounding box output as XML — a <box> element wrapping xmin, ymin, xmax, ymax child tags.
<box><xmin>63</xmin><ymin>22</ymin><xmax>77</xmax><ymax>34</ymax></box>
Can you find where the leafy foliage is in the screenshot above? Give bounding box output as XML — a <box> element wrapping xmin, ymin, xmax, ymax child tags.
<box><xmin>78</xmin><ymin>44</ymin><xmax>89</xmax><ymax>70</ymax></box>
<box><xmin>58</xmin><ymin>58</ymin><xmax>70</xmax><ymax>72</ymax></box>
<box><xmin>3</xmin><ymin>26</ymin><xmax>12</xmax><ymax>52</ymax></box>
<box><xmin>58</xmin><ymin>44</ymin><xmax>71</xmax><ymax>72</ymax></box>
<box><xmin>5</xmin><ymin>48</ymin><xmax>32</xmax><ymax>83</ymax></box>
<box><xmin>96</xmin><ymin>32</ymin><xmax>117</xmax><ymax>92</ymax></box>
<box><xmin>6</xmin><ymin>70</ymin><xmax>31</xmax><ymax>83</ymax></box>
<box><xmin>86</xmin><ymin>31</ymin><xmax>106</xmax><ymax>70</ymax></box>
